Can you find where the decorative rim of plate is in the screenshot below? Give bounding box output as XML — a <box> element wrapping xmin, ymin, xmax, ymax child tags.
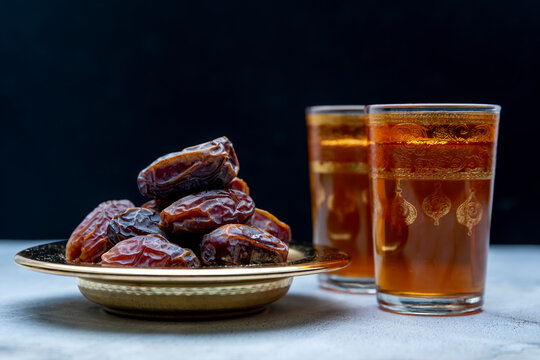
<box><xmin>14</xmin><ymin>241</ymin><xmax>350</xmax><ymax>282</ymax></box>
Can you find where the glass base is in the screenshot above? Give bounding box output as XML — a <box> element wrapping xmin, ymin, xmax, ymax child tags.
<box><xmin>377</xmin><ymin>292</ymin><xmax>483</xmax><ymax>316</ymax></box>
<box><xmin>318</xmin><ymin>274</ymin><xmax>375</xmax><ymax>294</ymax></box>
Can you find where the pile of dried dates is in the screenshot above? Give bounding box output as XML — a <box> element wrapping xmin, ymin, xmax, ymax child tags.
<box><xmin>65</xmin><ymin>137</ymin><xmax>291</xmax><ymax>268</ymax></box>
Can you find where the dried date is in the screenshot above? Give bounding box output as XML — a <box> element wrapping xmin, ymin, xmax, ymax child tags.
<box><xmin>101</xmin><ymin>235</ymin><xmax>200</xmax><ymax>268</ymax></box>
<box><xmin>160</xmin><ymin>189</ymin><xmax>255</xmax><ymax>234</ymax></box>
<box><xmin>246</xmin><ymin>208</ymin><xmax>291</xmax><ymax>244</ymax></box>
<box><xmin>66</xmin><ymin>199</ymin><xmax>134</xmax><ymax>263</ymax></box>
<box><xmin>107</xmin><ymin>207</ymin><xmax>166</xmax><ymax>246</ymax></box>
<box><xmin>141</xmin><ymin>199</ymin><xmax>172</xmax><ymax>212</ymax></box>
<box><xmin>201</xmin><ymin>224</ymin><xmax>288</xmax><ymax>265</ymax></box>
<box><xmin>137</xmin><ymin>137</ymin><xmax>239</xmax><ymax>200</ymax></box>
<box><xmin>226</xmin><ymin>177</ymin><xmax>250</xmax><ymax>194</ymax></box>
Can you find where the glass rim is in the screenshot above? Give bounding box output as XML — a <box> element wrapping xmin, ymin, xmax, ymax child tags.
<box><xmin>367</xmin><ymin>103</ymin><xmax>501</xmax><ymax>113</ymax></box>
<box><xmin>306</xmin><ymin>105</ymin><xmax>366</xmax><ymax>114</ymax></box>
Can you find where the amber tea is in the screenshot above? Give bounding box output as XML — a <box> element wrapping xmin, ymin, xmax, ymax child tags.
<box><xmin>368</xmin><ymin>104</ymin><xmax>500</xmax><ymax>315</ymax></box>
<box><xmin>307</xmin><ymin>106</ymin><xmax>374</xmax><ymax>293</ymax></box>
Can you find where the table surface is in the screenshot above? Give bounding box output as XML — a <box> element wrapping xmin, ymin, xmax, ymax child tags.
<box><xmin>1</xmin><ymin>241</ymin><xmax>539</xmax><ymax>360</ymax></box>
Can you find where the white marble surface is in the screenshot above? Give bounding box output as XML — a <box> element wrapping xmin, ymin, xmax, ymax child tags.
<box><xmin>1</xmin><ymin>241</ymin><xmax>539</xmax><ymax>360</ymax></box>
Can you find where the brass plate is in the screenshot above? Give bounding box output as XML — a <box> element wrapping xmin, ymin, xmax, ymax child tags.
<box><xmin>15</xmin><ymin>241</ymin><xmax>350</xmax><ymax>319</ymax></box>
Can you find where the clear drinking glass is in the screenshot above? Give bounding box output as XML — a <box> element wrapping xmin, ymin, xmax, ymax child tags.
<box><xmin>367</xmin><ymin>103</ymin><xmax>500</xmax><ymax>315</ymax></box>
<box><xmin>306</xmin><ymin>105</ymin><xmax>375</xmax><ymax>293</ymax></box>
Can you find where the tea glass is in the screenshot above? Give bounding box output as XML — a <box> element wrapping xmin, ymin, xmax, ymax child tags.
<box><xmin>367</xmin><ymin>103</ymin><xmax>500</xmax><ymax>315</ymax></box>
<box><xmin>307</xmin><ymin>105</ymin><xmax>375</xmax><ymax>293</ymax></box>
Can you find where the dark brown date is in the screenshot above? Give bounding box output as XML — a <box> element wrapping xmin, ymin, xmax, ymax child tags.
<box><xmin>166</xmin><ymin>233</ymin><xmax>204</xmax><ymax>258</ymax></box>
<box><xmin>66</xmin><ymin>199</ymin><xmax>134</xmax><ymax>264</ymax></box>
<box><xmin>160</xmin><ymin>189</ymin><xmax>255</xmax><ymax>234</ymax></box>
<box><xmin>101</xmin><ymin>235</ymin><xmax>200</xmax><ymax>268</ymax></box>
<box><xmin>137</xmin><ymin>137</ymin><xmax>239</xmax><ymax>200</ymax></box>
<box><xmin>141</xmin><ymin>199</ymin><xmax>172</xmax><ymax>212</ymax></box>
<box><xmin>246</xmin><ymin>208</ymin><xmax>291</xmax><ymax>244</ymax></box>
<box><xmin>226</xmin><ymin>177</ymin><xmax>250</xmax><ymax>194</ymax></box>
<box><xmin>107</xmin><ymin>207</ymin><xmax>166</xmax><ymax>246</ymax></box>
<box><xmin>201</xmin><ymin>224</ymin><xmax>288</xmax><ymax>265</ymax></box>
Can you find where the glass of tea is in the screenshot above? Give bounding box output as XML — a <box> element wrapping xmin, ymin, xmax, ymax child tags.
<box><xmin>367</xmin><ymin>103</ymin><xmax>500</xmax><ymax>315</ymax></box>
<box><xmin>306</xmin><ymin>105</ymin><xmax>374</xmax><ymax>293</ymax></box>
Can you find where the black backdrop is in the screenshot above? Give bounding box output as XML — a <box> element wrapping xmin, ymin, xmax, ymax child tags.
<box><xmin>1</xmin><ymin>0</ymin><xmax>539</xmax><ymax>244</ymax></box>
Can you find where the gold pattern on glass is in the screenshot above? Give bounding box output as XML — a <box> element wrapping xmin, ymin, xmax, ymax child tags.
<box><xmin>307</xmin><ymin>113</ymin><xmax>365</xmax><ymax>127</ymax></box>
<box><xmin>320</xmin><ymin>138</ymin><xmax>369</xmax><ymax>147</ymax></box>
<box><xmin>371</xmin><ymin>168</ymin><xmax>493</xmax><ymax>181</ymax></box>
<box><xmin>368</xmin><ymin>111</ymin><xmax>499</xmax><ymax>126</ymax></box>
<box><xmin>316</xmin><ymin>186</ymin><xmax>326</xmax><ymax>208</ymax></box>
<box><xmin>310</xmin><ymin>161</ymin><xmax>369</xmax><ymax>174</ymax></box>
<box><xmin>390</xmin><ymin>180</ymin><xmax>417</xmax><ymax>226</ymax></box>
<box><xmin>361</xmin><ymin>188</ymin><xmax>369</xmax><ymax>205</ymax></box>
<box><xmin>389</xmin><ymin>123</ymin><xmax>426</xmax><ymax>141</ymax></box>
<box><xmin>422</xmin><ymin>182</ymin><xmax>452</xmax><ymax>225</ymax></box>
<box><xmin>456</xmin><ymin>189</ymin><xmax>483</xmax><ymax>236</ymax></box>
<box><xmin>326</xmin><ymin>192</ymin><xmax>358</xmax><ymax>242</ymax></box>
<box><xmin>327</xmin><ymin>194</ymin><xmax>335</xmax><ymax>210</ymax></box>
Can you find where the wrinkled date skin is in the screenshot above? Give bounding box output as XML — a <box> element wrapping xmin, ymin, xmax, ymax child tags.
<box><xmin>141</xmin><ymin>199</ymin><xmax>172</xmax><ymax>212</ymax></box>
<box><xmin>201</xmin><ymin>224</ymin><xmax>288</xmax><ymax>265</ymax></box>
<box><xmin>161</xmin><ymin>189</ymin><xmax>255</xmax><ymax>234</ymax></box>
<box><xmin>226</xmin><ymin>177</ymin><xmax>250</xmax><ymax>195</ymax></box>
<box><xmin>107</xmin><ymin>207</ymin><xmax>166</xmax><ymax>246</ymax></box>
<box><xmin>246</xmin><ymin>208</ymin><xmax>291</xmax><ymax>244</ymax></box>
<box><xmin>66</xmin><ymin>200</ymin><xmax>134</xmax><ymax>263</ymax></box>
<box><xmin>141</xmin><ymin>201</ymin><xmax>202</xmax><ymax>251</ymax></box>
<box><xmin>101</xmin><ymin>235</ymin><xmax>201</xmax><ymax>268</ymax></box>
<box><xmin>137</xmin><ymin>137</ymin><xmax>240</xmax><ymax>200</ymax></box>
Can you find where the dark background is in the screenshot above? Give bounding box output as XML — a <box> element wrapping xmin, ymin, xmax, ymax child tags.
<box><xmin>1</xmin><ymin>0</ymin><xmax>539</xmax><ymax>244</ymax></box>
